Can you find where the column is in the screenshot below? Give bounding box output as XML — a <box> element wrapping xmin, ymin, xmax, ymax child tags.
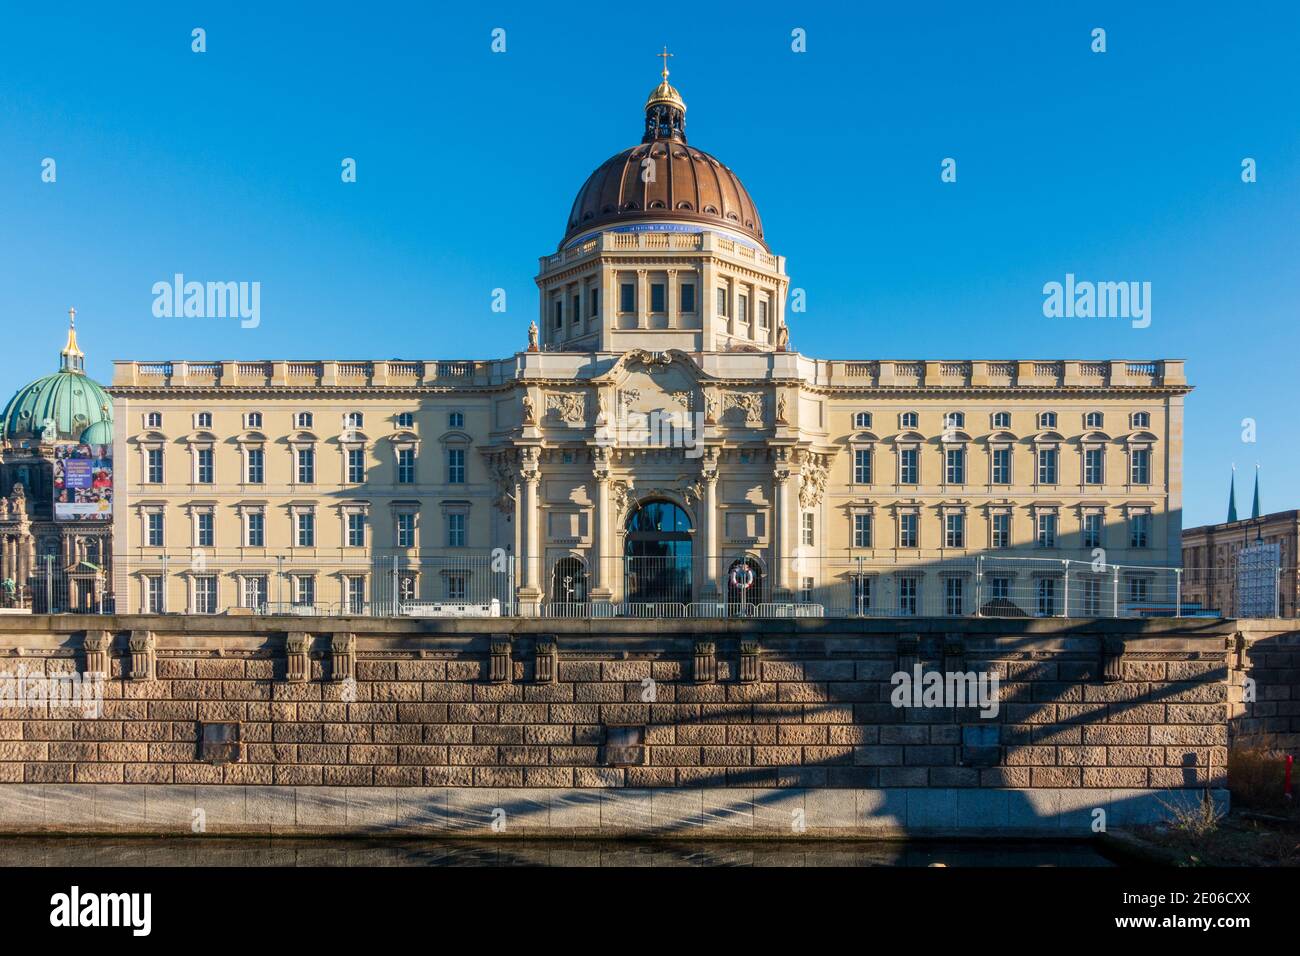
<box><xmin>701</xmin><ymin>466</ymin><xmax>719</xmax><ymax>598</ymax></box>
<box><xmin>666</xmin><ymin>269</ymin><xmax>678</xmax><ymax>330</ymax></box>
<box><xmin>772</xmin><ymin>459</ymin><xmax>793</xmax><ymax>597</ymax></box>
<box><xmin>591</xmin><ymin>466</ymin><xmax>611</xmax><ymax>599</ymax></box>
<box><xmin>636</xmin><ymin>269</ymin><xmax>648</xmax><ymax>329</ymax></box>
<box><xmin>519</xmin><ymin>466</ymin><xmax>541</xmax><ymax>598</ymax></box>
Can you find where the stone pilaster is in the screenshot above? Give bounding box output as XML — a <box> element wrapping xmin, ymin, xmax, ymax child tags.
<box><xmin>128</xmin><ymin>630</ymin><xmax>156</xmax><ymax>681</ymax></box>
<box><xmin>285</xmin><ymin>632</ymin><xmax>311</xmax><ymax>684</ymax></box>
<box><xmin>330</xmin><ymin>632</ymin><xmax>356</xmax><ymax>683</ymax></box>
<box><xmin>83</xmin><ymin>630</ymin><xmax>112</xmax><ymax>677</ymax></box>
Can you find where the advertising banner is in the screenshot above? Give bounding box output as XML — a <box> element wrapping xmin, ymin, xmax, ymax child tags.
<box><xmin>53</xmin><ymin>444</ymin><xmax>113</xmax><ymax>521</ymax></box>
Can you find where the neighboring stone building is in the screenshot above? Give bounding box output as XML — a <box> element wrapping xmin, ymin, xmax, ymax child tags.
<box><xmin>108</xmin><ymin>67</ymin><xmax>1190</xmax><ymax>618</ymax></box>
<box><xmin>0</xmin><ymin>311</ymin><xmax>116</xmax><ymax>611</ymax></box>
<box><xmin>1182</xmin><ymin>472</ymin><xmax>1298</xmax><ymax>617</ymax></box>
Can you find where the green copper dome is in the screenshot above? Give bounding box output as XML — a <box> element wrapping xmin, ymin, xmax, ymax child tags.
<box><xmin>1</xmin><ymin>312</ymin><xmax>114</xmax><ymax>444</ymax></box>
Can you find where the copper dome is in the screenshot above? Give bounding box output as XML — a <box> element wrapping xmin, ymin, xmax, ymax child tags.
<box><xmin>559</xmin><ymin>68</ymin><xmax>766</xmax><ymax>250</ymax></box>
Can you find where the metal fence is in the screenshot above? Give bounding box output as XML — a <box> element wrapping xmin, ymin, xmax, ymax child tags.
<box><xmin>11</xmin><ymin>552</ymin><xmax>1287</xmax><ymax>620</ymax></box>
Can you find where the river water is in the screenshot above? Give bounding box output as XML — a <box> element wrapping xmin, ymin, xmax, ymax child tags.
<box><xmin>0</xmin><ymin>837</ymin><xmax>1115</xmax><ymax>867</ymax></box>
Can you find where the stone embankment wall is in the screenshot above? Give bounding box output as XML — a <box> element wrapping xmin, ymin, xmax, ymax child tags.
<box><xmin>0</xmin><ymin>615</ymin><xmax>1236</xmax><ymax>837</ymax></box>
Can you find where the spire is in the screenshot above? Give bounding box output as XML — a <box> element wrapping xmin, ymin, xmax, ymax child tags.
<box><xmin>643</xmin><ymin>47</ymin><xmax>686</xmax><ymax>143</ymax></box>
<box><xmin>60</xmin><ymin>306</ymin><xmax>85</xmax><ymax>373</ymax></box>
<box><xmin>1251</xmin><ymin>464</ymin><xmax>1261</xmax><ymax>521</ymax></box>
<box><xmin>1227</xmin><ymin>465</ymin><xmax>1238</xmax><ymax>523</ymax></box>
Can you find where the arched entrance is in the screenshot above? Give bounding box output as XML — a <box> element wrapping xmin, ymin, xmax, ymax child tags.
<box><xmin>550</xmin><ymin>556</ymin><xmax>589</xmax><ymax>604</ymax></box>
<box><xmin>725</xmin><ymin>556</ymin><xmax>766</xmax><ymax>607</ymax></box>
<box><xmin>623</xmin><ymin>500</ymin><xmax>692</xmax><ymax>604</ymax></box>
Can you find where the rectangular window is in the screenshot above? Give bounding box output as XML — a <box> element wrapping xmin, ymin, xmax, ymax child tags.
<box><xmin>945</xmin><ymin>513</ymin><xmax>965</xmax><ymax>548</ymax></box>
<box><xmin>620</xmin><ymin>283</ymin><xmax>635</xmax><ymax>313</ymax></box>
<box><xmin>448</xmin><ymin>411</ymin><xmax>464</xmax><ymax>429</ymax></box>
<box><xmin>1084</xmin><ymin>447</ymin><xmax>1105</xmax><ymax>485</ymax></box>
<box><xmin>552</xmin><ymin>299</ymin><xmax>563</xmax><ymax>330</ymax></box>
<box><xmin>446</xmin><ymin>573</ymin><xmax>467</xmax><ymax>601</ymax></box>
<box><xmin>899</xmin><ymin>513</ymin><xmax>918</xmax><ymax>549</ymax></box>
<box><xmin>347</xmin><ymin>512</ymin><xmax>366</xmax><ymax>548</ymax></box>
<box><xmin>194</xmin><ymin>575</ymin><xmax>217</xmax><ymax>614</ymax></box>
<box><xmin>737</xmin><ymin>295</ymin><xmax>749</xmax><ymax>325</ymax></box>
<box><xmin>347</xmin><ymin>447</ymin><xmax>365</xmax><ymax>483</ymax></box>
<box><xmin>196</xmin><ymin>512</ymin><xmax>214</xmax><ymax>548</ymax></box>
<box><xmin>447</xmin><ymin>513</ymin><xmax>466</xmax><ymax>548</ymax></box>
<box><xmin>650</xmin><ymin>283</ymin><xmax>665</xmax><ymax>313</ymax></box>
<box><xmin>757</xmin><ymin>298</ymin><xmax>769</xmax><ymax>329</ymax></box>
<box><xmin>1037</xmin><ymin>513</ymin><xmax>1057</xmax><ymax>548</ymax></box>
<box><xmin>801</xmin><ymin>513</ymin><xmax>814</xmax><ymax>546</ymax></box>
<box><xmin>989</xmin><ymin>576</ymin><xmax>1010</xmax><ymax>600</ymax></box>
<box><xmin>397</xmin><ymin>513</ymin><xmax>415</xmax><ymax>548</ymax></box>
<box><xmin>898</xmin><ymin>577</ymin><xmax>918</xmax><ymax>616</ymax></box>
<box><xmin>397</xmin><ymin>447</ymin><xmax>416</xmax><ymax>484</ymax></box>
<box><xmin>852</xmin><ymin>576</ymin><xmax>871</xmax><ymax>614</ymax></box>
<box><xmin>293</xmin><ymin>575</ymin><xmax>315</xmax><ymax>607</ymax></box>
<box><xmin>1083</xmin><ymin>513</ymin><xmax>1103</xmax><ymax>549</ymax></box>
<box><xmin>1128</xmin><ymin>578</ymin><xmax>1149</xmax><ymax>603</ymax></box>
<box><xmin>1130</xmin><ymin>449</ymin><xmax>1151</xmax><ymax>485</ymax></box>
<box><xmin>799</xmin><ymin>576</ymin><xmax>814</xmax><ymax>603</ymax></box>
<box><xmin>145</xmin><ymin>575</ymin><xmax>165</xmax><ymax>613</ymax></box>
<box><xmin>246</xmin><ymin>447</ymin><xmax>264</xmax><ymax>484</ymax></box>
<box><xmin>716</xmin><ymin>287</ymin><xmax>728</xmax><ymax>317</ymax></box>
<box><xmin>146</xmin><ymin>449</ymin><xmax>164</xmax><ymax>484</ymax></box>
<box><xmin>1036</xmin><ymin>578</ymin><xmax>1057</xmax><ymax>617</ymax></box>
<box><xmin>297</xmin><ymin>448</ymin><xmax>315</xmax><ymax>484</ymax></box>
<box><xmin>242</xmin><ymin>575</ymin><xmax>267</xmax><ymax>611</ymax></box>
<box><xmin>146</xmin><ymin>512</ymin><xmax>164</xmax><ymax>547</ymax></box>
<box><xmin>991</xmin><ymin>447</ymin><xmax>1011</xmax><ymax>485</ymax></box>
<box><xmin>853</xmin><ymin>514</ymin><xmax>872</xmax><ymax>548</ymax></box>
<box><xmin>346</xmin><ymin>575</ymin><xmax>366</xmax><ymax>614</ymax></box>
<box><xmin>246</xmin><ymin>511</ymin><xmax>265</xmax><ymax>547</ymax></box>
<box><xmin>589</xmin><ymin>288</ymin><xmax>600</xmax><ymax>318</ymax></box>
<box><xmin>296</xmin><ymin>512</ymin><xmax>315</xmax><ymax>547</ymax></box>
<box><xmin>899</xmin><ymin>448</ymin><xmax>918</xmax><ymax>485</ymax></box>
<box><xmin>945</xmin><ymin>447</ymin><xmax>965</xmax><ymax>485</ymax></box>
<box><xmin>944</xmin><ymin>578</ymin><xmax>964</xmax><ymax>616</ymax></box>
<box><xmin>992</xmin><ymin>512</ymin><xmax>1011</xmax><ymax>549</ymax></box>
<box><xmin>853</xmin><ymin>449</ymin><xmax>872</xmax><ymax>484</ymax></box>
<box><xmin>397</xmin><ymin>412</ymin><xmax>414</xmax><ymax>428</ymax></box>
<box><xmin>447</xmin><ymin>448</ymin><xmax>465</xmax><ymax>484</ymax></box>
<box><xmin>196</xmin><ymin>448</ymin><xmax>214</xmax><ymax>484</ymax></box>
<box><xmin>571</xmin><ymin>293</ymin><xmax>580</xmax><ymax>324</ymax></box>
<box><xmin>1082</xmin><ymin>578</ymin><xmax>1102</xmax><ymax>615</ymax></box>
<box><xmin>1037</xmin><ymin>448</ymin><xmax>1058</xmax><ymax>485</ymax></box>
<box><xmin>679</xmin><ymin>283</ymin><xmax>695</xmax><ymax>313</ymax></box>
<box><xmin>1130</xmin><ymin>513</ymin><xmax>1151</xmax><ymax>549</ymax></box>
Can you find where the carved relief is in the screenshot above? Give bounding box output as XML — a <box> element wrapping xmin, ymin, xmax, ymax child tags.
<box><xmin>546</xmin><ymin>391</ymin><xmax>587</xmax><ymax>426</ymax></box>
<box><xmin>722</xmin><ymin>391</ymin><xmax>764</xmax><ymax>426</ymax></box>
<box><xmin>799</xmin><ymin>453</ymin><xmax>831</xmax><ymax>510</ymax></box>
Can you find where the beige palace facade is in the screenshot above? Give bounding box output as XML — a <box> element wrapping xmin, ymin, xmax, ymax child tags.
<box><xmin>108</xmin><ymin>71</ymin><xmax>1190</xmax><ymax>618</ymax></box>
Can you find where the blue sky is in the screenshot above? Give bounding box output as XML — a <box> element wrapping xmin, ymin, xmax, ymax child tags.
<box><xmin>1</xmin><ymin>1</ymin><xmax>1296</xmax><ymax>527</ymax></box>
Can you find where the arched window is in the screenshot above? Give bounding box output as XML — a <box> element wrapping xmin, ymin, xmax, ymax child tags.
<box><xmin>943</xmin><ymin>411</ymin><xmax>965</xmax><ymax>430</ymax></box>
<box><xmin>853</xmin><ymin>411</ymin><xmax>872</xmax><ymax>429</ymax></box>
<box><xmin>1038</xmin><ymin>411</ymin><xmax>1057</xmax><ymax>430</ymax></box>
<box><xmin>900</xmin><ymin>411</ymin><xmax>919</xmax><ymax>429</ymax></box>
<box><xmin>1131</xmin><ymin>411</ymin><xmax>1150</xmax><ymax>428</ymax></box>
<box><xmin>345</xmin><ymin>411</ymin><xmax>364</xmax><ymax>429</ymax></box>
<box><xmin>992</xmin><ymin>412</ymin><xmax>1011</xmax><ymax>429</ymax></box>
<box><xmin>1085</xmin><ymin>411</ymin><xmax>1104</xmax><ymax>429</ymax></box>
<box><xmin>624</xmin><ymin>500</ymin><xmax>693</xmax><ymax>604</ymax></box>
